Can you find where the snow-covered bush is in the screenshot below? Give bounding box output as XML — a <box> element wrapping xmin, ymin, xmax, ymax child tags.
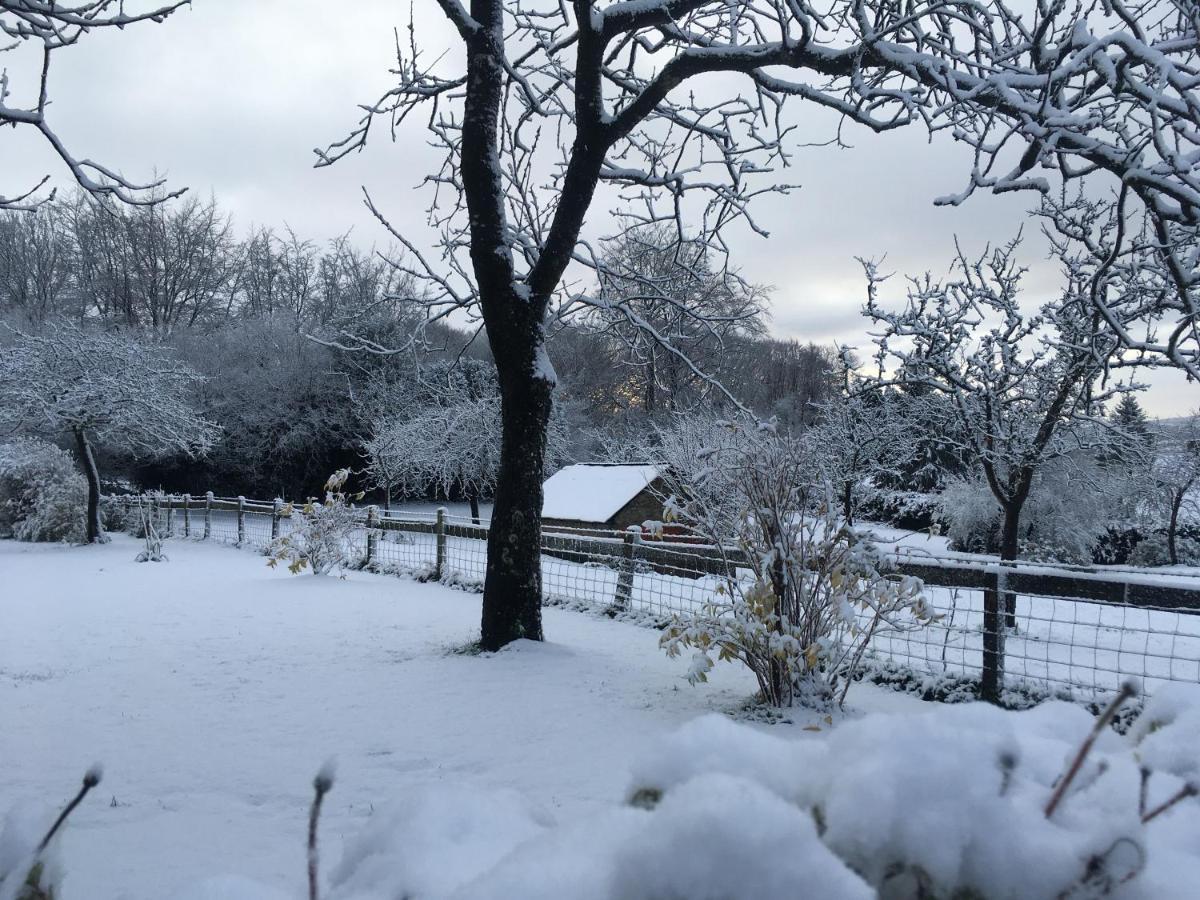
<box><xmin>266</xmin><ymin>470</ymin><xmax>363</xmax><ymax>575</ymax></box>
<box><xmin>175</xmin><ymin>693</ymin><xmax>1198</xmax><ymax>899</ymax></box>
<box><xmin>0</xmin><ymin>439</ymin><xmax>86</xmax><ymax>544</ymax></box>
<box><xmin>940</xmin><ymin>460</ymin><xmax>1110</xmax><ymax>564</ymax></box>
<box><xmin>134</xmin><ymin>493</ymin><xmax>168</xmax><ymax>563</ymax></box>
<box><xmin>99</xmin><ymin>496</ymin><xmax>134</xmax><ymax>535</ymax></box>
<box><xmin>1128</xmin><ymin>533</ymin><xmax>1200</xmax><ymax>568</ymax></box>
<box><xmin>657</xmin><ymin>422</ymin><xmax>933</xmax><ymax>708</ymax></box>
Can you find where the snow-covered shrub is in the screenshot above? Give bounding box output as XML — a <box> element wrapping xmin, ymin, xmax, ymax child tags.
<box><xmin>657</xmin><ymin>422</ymin><xmax>933</xmax><ymax>708</ymax></box>
<box><xmin>940</xmin><ymin>460</ymin><xmax>1110</xmax><ymax>564</ymax></box>
<box><xmin>266</xmin><ymin>470</ymin><xmax>363</xmax><ymax>575</ymax></box>
<box><xmin>1127</xmin><ymin>533</ymin><xmax>1200</xmax><ymax>567</ymax></box>
<box><xmin>0</xmin><ymin>439</ymin><xmax>86</xmax><ymax>544</ymax></box>
<box><xmin>193</xmin><ymin>696</ymin><xmax>1195</xmax><ymax>899</ymax></box>
<box><xmin>99</xmin><ymin>496</ymin><xmax>134</xmax><ymax>535</ymax></box>
<box><xmin>622</xmin><ymin>702</ymin><xmax>1198</xmax><ymax>900</ymax></box>
<box><xmin>134</xmin><ymin>494</ymin><xmax>168</xmax><ymax>563</ymax></box>
<box><xmin>855</xmin><ymin>487</ymin><xmax>943</xmax><ymax>532</ymax></box>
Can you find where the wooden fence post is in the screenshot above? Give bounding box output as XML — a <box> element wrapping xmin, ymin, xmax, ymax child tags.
<box><xmin>237</xmin><ymin>496</ymin><xmax>246</xmax><ymax>546</ymax></box>
<box><xmin>613</xmin><ymin>526</ymin><xmax>641</xmax><ymax>611</ymax></box>
<box><xmin>204</xmin><ymin>491</ymin><xmax>213</xmax><ymax>540</ymax></box>
<box><xmin>271</xmin><ymin>498</ymin><xmax>283</xmax><ymax>541</ymax></box>
<box><xmin>366</xmin><ymin>505</ymin><xmax>379</xmax><ymax>568</ymax></box>
<box><xmin>183</xmin><ymin>494</ymin><xmax>191</xmax><ymax>538</ymax></box>
<box><xmin>435</xmin><ymin>507</ymin><xmax>447</xmax><ymax>581</ymax></box>
<box><xmin>981</xmin><ymin>567</ymin><xmax>1008</xmax><ymax>704</ymax></box>
<box><xmin>165</xmin><ymin>494</ymin><xmax>175</xmax><ymax>537</ymax></box>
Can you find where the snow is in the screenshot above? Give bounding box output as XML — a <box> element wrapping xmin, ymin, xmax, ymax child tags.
<box><xmin>0</xmin><ymin>536</ymin><xmax>920</xmax><ymax>899</ymax></box>
<box><xmin>5</xmin><ymin>537</ymin><xmax>1200</xmax><ymax>898</ymax></box>
<box><xmin>541</xmin><ymin>464</ymin><xmax>660</xmax><ymax>523</ymax></box>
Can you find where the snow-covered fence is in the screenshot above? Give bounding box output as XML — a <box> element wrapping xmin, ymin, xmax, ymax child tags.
<box><xmin>103</xmin><ymin>493</ymin><xmax>1200</xmax><ymax>705</ymax></box>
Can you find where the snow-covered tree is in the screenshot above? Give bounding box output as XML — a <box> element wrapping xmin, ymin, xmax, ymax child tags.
<box><xmin>0</xmin><ymin>1</ymin><xmax>186</xmax><ymax>210</ymax></box>
<box><xmin>939</xmin><ymin>453</ymin><xmax>1113</xmax><ymax>565</ymax></box>
<box><xmin>1141</xmin><ymin>414</ymin><xmax>1200</xmax><ymax>565</ymax></box>
<box><xmin>0</xmin><ymin>322</ymin><xmax>218</xmax><ymax>542</ymax></box>
<box><xmin>864</xmin><ymin>239</ymin><xmax>1135</xmax><ymax>638</ymax></box>
<box><xmin>1040</xmin><ymin>188</ymin><xmax>1200</xmax><ymax>379</ymax></box>
<box><xmin>317</xmin><ymin>0</ymin><xmax>1200</xmax><ymax>650</ymax></box>
<box><xmin>811</xmin><ymin>376</ymin><xmax>917</xmax><ymax>523</ymax></box>
<box><xmin>585</xmin><ymin>226</ymin><xmax>767</xmax><ymax>416</ymax></box>
<box><xmin>363</xmin><ymin>361</ymin><xmax>572</xmax><ymax>523</ymax></box>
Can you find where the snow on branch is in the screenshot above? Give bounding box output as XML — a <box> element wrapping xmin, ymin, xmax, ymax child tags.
<box><xmin>0</xmin><ymin>0</ymin><xmax>189</xmax><ymax>210</ymax></box>
<box><xmin>0</xmin><ymin>320</ymin><xmax>218</xmax><ymax>456</ymax></box>
<box><xmin>315</xmin><ymin>0</ymin><xmax>1200</xmax><ymax>389</ymax></box>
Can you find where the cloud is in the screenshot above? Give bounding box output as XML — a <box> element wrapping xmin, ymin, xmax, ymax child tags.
<box><xmin>3</xmin><ymin>0</ymin><xmax>1193</xmax><ymax>414</ymax></box>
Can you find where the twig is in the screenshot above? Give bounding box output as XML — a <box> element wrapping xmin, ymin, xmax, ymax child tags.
<box><xmin>38</xmin><ymin>765</ymin><xmax>102</xmax><ymax>853</ymax></box>
<box><xmin>1045</xmin><ymin>681</ymin><xmax>1137</xmax><ymax>819</ymax></box>
<box><xmin>308</xmin><ymin>761</ymin><xmax>336</xmax><ymax>900</ymax></box>
<box><xmin>1141</xmin><ymin>783</ymin><xmax>1198</xmax><ymax>824</ymax></box>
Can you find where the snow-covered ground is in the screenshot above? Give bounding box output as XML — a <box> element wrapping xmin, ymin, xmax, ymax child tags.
<box><xmin>193</xmin><ymin>507</ymin><xmax>1200</xmax><ymax>700</ymax></box>
<box><xmin>1</xmin><ymin>536</ymin><xmax>922</xmax><ymax>900</ymax></box>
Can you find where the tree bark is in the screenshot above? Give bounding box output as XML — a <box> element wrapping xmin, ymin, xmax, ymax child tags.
<box><xmin>998</xmin><ymin>502</ymin><xmax>1022</xmax><ymax>629</ymax></box>
<box><xmin>480</xmin><ymin>345</ymin><xmax>553</xmax><ymax>649</ymax></box>
<box><xmin>1168</xmin><ymin>490</ymin><xmax>1184</xmax><ymax>565</ymax></box>
<box><xmin>73</xmin><ymin>427</ymin><xmax>103</xmax><ymax>543</ymax></box>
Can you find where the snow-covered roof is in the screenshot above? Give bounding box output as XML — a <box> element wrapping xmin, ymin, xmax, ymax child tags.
<box><xmin>542</xmin><ymin>464</ymin><xmax>661</xmax><ymax>523</ymax></box>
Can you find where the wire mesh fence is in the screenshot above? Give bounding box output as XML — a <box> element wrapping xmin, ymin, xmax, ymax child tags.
<box><xmin>105</xmin><ymin>492</ymin><xmax>1200</xmax><ymax>706</ymax></box>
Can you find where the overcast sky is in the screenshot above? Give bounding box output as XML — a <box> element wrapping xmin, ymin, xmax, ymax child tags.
<box><xmin>3</xmin><ymin>0</ymin><xmax>1196</xmax><ymax>415</ymax></box>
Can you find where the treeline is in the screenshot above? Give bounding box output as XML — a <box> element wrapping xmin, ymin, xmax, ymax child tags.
<box><xmin>0</xmin><ymin>193</ymin><xmax>838</xmax><ymax>500</ymax></box>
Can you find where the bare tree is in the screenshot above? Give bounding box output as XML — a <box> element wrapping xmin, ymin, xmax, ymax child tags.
<box><xmin>0</xmin><ymin>321</ymin><xmax>218</xmax><ymax>541</ymax></box>
<box><xmin>0</xmin><ymin>1</ymin><xmax>187</xmax><ymax>210</ymax></box>
<box><xmin>0</xmin><ymin>204</ymin><xmax>73</xmax><ymax>319</ymax></box>
<box><xmin>69</xmin><ymin>194</ymin><xmax>239</xmax><ymax>333</ymax></box>
<box><xmin>364</xmin><ymin>360</ymin><xmax>572</xmax><ymax>523</ymax></box>
<box><xmin>585</xmin><ymin>226</ymin><xmax>767</xmax><ymax>416</ymax></box>
<box><xmin>318</xmin><ymin>0</ymin><xmax>1200</xmax><ymax>649</ymax></box>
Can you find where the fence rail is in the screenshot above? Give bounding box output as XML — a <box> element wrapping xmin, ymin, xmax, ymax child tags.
<box><xmin>110</xmin><ymin>492</ymin><xmax>1200</xmax><ymax>707</ymax></box>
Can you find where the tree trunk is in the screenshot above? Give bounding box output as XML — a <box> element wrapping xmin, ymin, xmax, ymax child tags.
<box><xmin>73</xmin><ymin>428</ymin><xmax>103</xmax><ymax>543</ymax></box>
<box><xmin>1168</xmin><ymin>491</ymin><xmax>1184</xmax><ymax>565</ymax></box>
<box><xmin>480</xmin><ymin>357</ymin><xmax>552</xmax><ymax>650</ymax></box>
<box><xmin>998</xmin><ymin>503</ymin><xmax>1022</xmax><ymax>630</ymax></box>
<box><xmin>468</xmin><ymin>490</ymin><xmax>482</xmax><ymax>527</ymax></box>
<box><xmin>842</xmin><ymin>480</ymin><xmax>854</xmax><ymax>525</ymax></box>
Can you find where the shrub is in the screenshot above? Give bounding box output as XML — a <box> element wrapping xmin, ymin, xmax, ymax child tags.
<box><xmin>133</xmin><ymin>493</ymin><xmax>168</xmax><ymax>563</ymax></box>
<box><xmin>657</xmin><ymin>422</ymin><xmax>933</xmax><ymax>708</ymax></box>
<box><xmin>100</xmin><ymin>496</ymin><xmax>134</xmax><ymax>535</ymax></box>
<box><xmin>940</xmin><ymin>462</ymin><xmax>1110</xmax><ymax>564</ymax></box>
<box><xmin>266</xmin><ymin>470</ymin><xmax>363</xmax><ymax>575</ymax></box>
<box><xmin>0</xmin><ymin>439</ymin><xmax>86</xmax><ymax>543</ymax></box>
<box><xmin>1128</xmin><ymin>533</ymin><xmax>1200</xmax><ymax>567</ymax></box>
<box><xmin>856</xmin><ymin>488</ymin><xmax>943</xmax><ymax>532</ymax></box>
